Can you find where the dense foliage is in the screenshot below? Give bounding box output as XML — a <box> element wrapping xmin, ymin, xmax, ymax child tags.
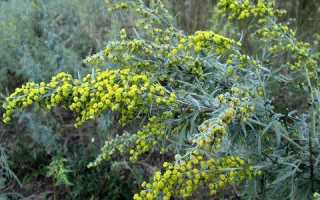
<box><xmin>1</xmin><ymin>0</ymin><xmax>320</xmax><ymax>199</ymax></box>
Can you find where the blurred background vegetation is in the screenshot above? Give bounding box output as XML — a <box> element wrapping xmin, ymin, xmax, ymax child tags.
<box><xmin>0</xmin><ymin>0</ymin><xmax>319</xmax><ymax>199</ymax></box>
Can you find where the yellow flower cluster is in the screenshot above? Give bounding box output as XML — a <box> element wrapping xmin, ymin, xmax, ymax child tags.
<box><xmin>2</xmin><ymin>68</ymin><xmax>176</xmax><ymax>127</ymax></box>
<box><xmin>257</xmin><ymin>23</ymin><xmax>318</xmax><ymax>80</ymax></box>
<box><xmin>2</xmin><ymin>72</ymin><xmax>72</xmax><ymax>123</ymax></box>
<box><xmin>217</xmin><ymin>0</ymin><xmax>279</xmax><ymax>20</ymax></box>
<box><xmin>106</xmin><ymin>0</ymin><xmax>129</xmax><ymax>11</ymax></box>
<box><xmin>217</xmin><ymin>88</ymin><xmax>254</xmax><ymax>119</ymax></box>
<box><xmin>175</xmin><ymin>31</ymin><xmax>237</xmax><ymax>55</ymax></box>
<box><xmin>226</xmin><ymin>53</ymin><xmax>261</xmax><ymax>70</ymax></box>
<box><xmin>130</xmin><ymin>112</ymin><xmax>174</xmax><ymax>161</ymax></box>
<box><xmin>165</xmin><ymin>31</ymin><xmax>238</xmax><ymax>78</ymax></box>
<box><xmin>88</xmin><ymin>112</ymin><xmax>174</xmax><ymax>167</ymax></box>
<box><xmin>83</xmin><ymin>53</ymin><xmax>104</xmax><ymax>68</ymax></box>
<box><xmin>87</xmin><ymin>31</ymin><xmax>235</xmax><ymax>80</ymax></box>
<box><xmin>88</xmin><ymin>132</ymin><xmax>136</xmax><ymax>168</ymax></box>
<box><xmin>194</xmin><ymin>93</ymin><xmax>254</xmax><ymax>153</ymax></box>
<box><xmin>166</xmin><ymin>54</ymin><xmax>205</xmax><ymax>78</ymax></box>
<box><xmin>84</xmin><ymin>39</ymin><xmax>153</xmax><ymax>69</ymax></box>
<box><xmin>134</xmin><ymin>153</ymin><xmax>259</xmax><ymax>200</ymax></box>
<box><xmin>196</xmin><ymin>111</ymin><xmax>231</xmax><ymax>152</ymax></box>
<box><xmin>257</xmin><ymin>24</ymin><xmax>295</xmax><ymax>41</ymax></box>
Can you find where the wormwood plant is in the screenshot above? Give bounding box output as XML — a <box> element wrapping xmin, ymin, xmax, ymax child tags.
<box><xmin>2</xmin><ymin>0</ymin><xmax>320</xmax><ymax>199</ymax></box>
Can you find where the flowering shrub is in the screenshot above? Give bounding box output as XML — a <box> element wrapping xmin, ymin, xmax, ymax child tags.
<box><xmin>2</xmin><ymin>0</ymin><xmax>320</xmax><ymax>199</ymax></box>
